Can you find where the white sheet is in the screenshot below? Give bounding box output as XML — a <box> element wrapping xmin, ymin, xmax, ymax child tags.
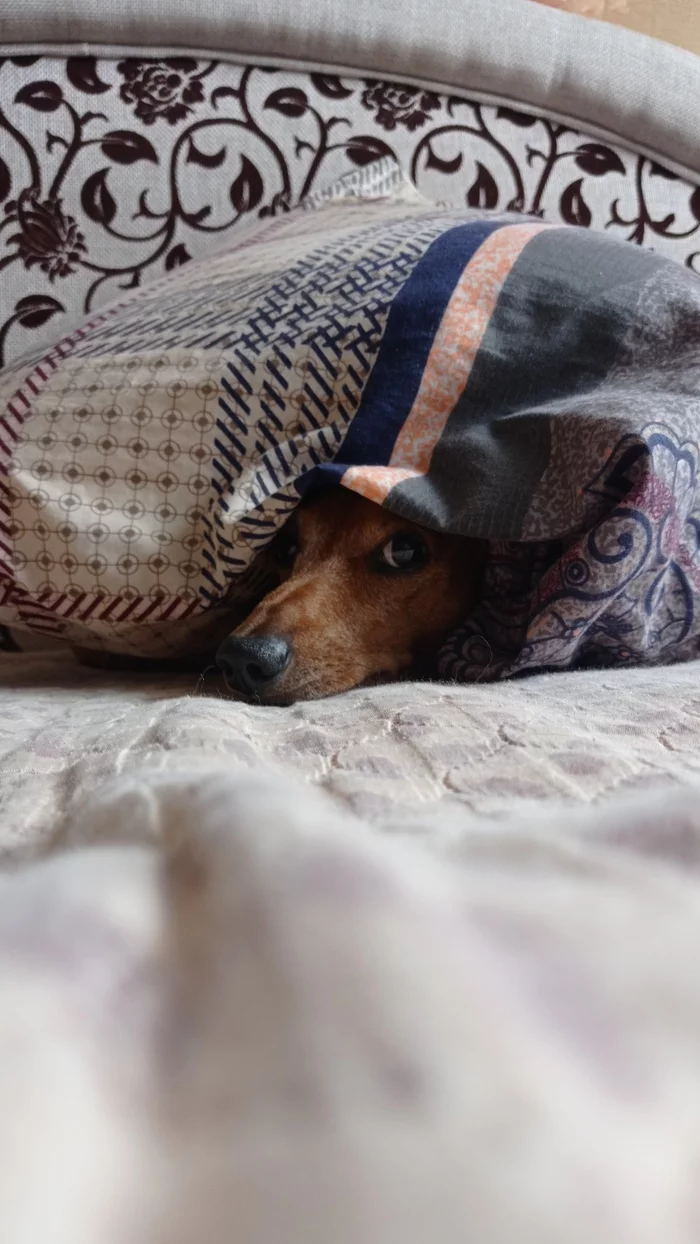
<box><xmin>3</xmin><ymin>651</ymin><xmax>700</xmax><ymax>1241</ymax></box>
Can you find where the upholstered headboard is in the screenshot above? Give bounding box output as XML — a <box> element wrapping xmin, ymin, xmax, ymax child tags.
<box><xmin>1</xmin><ymin>0</ymin><xmax>700</xmax><ymax>366</ymax></box>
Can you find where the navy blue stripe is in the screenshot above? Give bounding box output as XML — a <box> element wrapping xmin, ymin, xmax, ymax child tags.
<box><xmin>266</xmin><ymin>360</ymin><xmax>288</xmax><ymax>390</ymax></box>
<box><xmin>334</xmin><ymin>219</ymin><xmax>511</xmax><ymax>470</ymax></box>
<box><xmin>213</xmin><ymin>440</ymin><xmax>243</xmax><ymax>471</ymax></box>
<box><xmin>227</xmin><ymin>363</ymin><xmax>253</xmax><ymax>395</ymax></box>
<box><xmin>295</xmin><ymin>461</ymin><xmax>345</xmax><ymax>497</ymax></box>
<box><xmin>262</xmin><ymin>383</ymin><xmax>285</xmax><ymax>413</ymax></box>
<box><xmin>218</xmin><ymin>395</ymin><xmax>248</xmax><ymax>433</ymax></box>
<box><xmin>259</xmin><ymin>400</ymin><xmax>283</xmax><ymax>429</ymax></box>
<box><xmin>300</xmin><ymin>402</ymin><xmax>321</xmax><ymax>429</ymax></box>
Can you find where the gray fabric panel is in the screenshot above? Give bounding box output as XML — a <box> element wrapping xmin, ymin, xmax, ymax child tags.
<box><xmin>3</xmin><ymin>0</ymin><xmax>700</xmax><ymax>180</ymax></box>
<box><xmin>387</xmin><ymin>227</ymin><xmax>666</xmax><ymax>541</ymax></box>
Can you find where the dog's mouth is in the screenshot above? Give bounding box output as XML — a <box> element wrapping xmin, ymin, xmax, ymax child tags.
<box><xmin>217</xmin><ymin>665</ymin><xmax>368</xmax><ymax>706</ymax></box>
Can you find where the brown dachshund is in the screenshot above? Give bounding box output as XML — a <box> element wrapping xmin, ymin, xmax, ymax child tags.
<box><xmin>216</xmin><ymin>488</ymin><xmax>484</xmax><ymax>704</ymax></box>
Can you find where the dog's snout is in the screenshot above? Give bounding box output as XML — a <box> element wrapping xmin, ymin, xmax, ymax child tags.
<box><xmin>216</xmin><ymin>634</ymin><xmax>291</xmax><ymax>696</ymax></box>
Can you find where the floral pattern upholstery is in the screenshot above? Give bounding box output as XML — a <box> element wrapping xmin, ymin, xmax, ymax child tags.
<box><xmin>1</xmin><ymin>55</ymin><xmax>700</xmax><ymax>369</ymax></box>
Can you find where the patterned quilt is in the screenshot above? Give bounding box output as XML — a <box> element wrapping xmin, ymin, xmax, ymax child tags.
<box><xmin>2</xmin><ymin>183</ymin><xmax>700</xmax><ymax>678</ymax></box>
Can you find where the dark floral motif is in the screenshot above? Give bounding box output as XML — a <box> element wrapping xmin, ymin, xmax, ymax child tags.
<box><xmin>441</xmin><ymin>427</ymin><xmax>700</xmax><ymax>683</ymax></box>
<box><xmin>1</xmin><ymin>57</ymin><xmax>700</xmax><ymax>368</ymax></box>
<box><xmin>117</xmin><ymin>58</ymin><xmax>205</xmax><ymax>125</ymax></box>
<box><xmin>258</xmin><ymin>191</ymin><xmax>292</xmax><ymax>218</ymax></box>
<box><xmin>5</xmin><ymin>189</ymin><xmax>87</xmax><ymax>280</ymax></box>
<box><xmin>361</xmin><ymin>81</ymin><xmax>440</xmax><ymax>132</ymax></box>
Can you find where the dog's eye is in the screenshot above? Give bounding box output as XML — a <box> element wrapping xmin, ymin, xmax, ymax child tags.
<box><xmin>379</xmin><ymin>532</ymin><xmax>429</xmax><ymax>571</ymax></box>
<box><xmin>275</xmin><ymin>529</ymin><xmax>299</xmax><ymax>568</ymax></box>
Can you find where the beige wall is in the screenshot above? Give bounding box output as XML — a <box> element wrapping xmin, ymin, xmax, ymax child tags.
<box><xmin>532</xmin><ymin>0</ymin><xmax>700</xmax><ymax>56</ymax></box>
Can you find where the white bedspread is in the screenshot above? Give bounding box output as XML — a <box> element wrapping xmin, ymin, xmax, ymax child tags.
<box><xmin>3</xmin><ymin>650</ymin><xmax>700</xmax><ymax>1242</ymax></box>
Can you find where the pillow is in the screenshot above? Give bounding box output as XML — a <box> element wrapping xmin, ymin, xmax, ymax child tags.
<box><xmin>0</xmin><ymin>166</ymin><xmax>434</xmax><ymax>656</ymax></box>
<box><xmin>2</xmin><ymin>169</ymin><xmax>700</xmax><ymax>681</ymax></box>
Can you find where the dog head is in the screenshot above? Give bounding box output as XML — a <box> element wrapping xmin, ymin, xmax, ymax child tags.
<box><xmin>216</xmin><ymin>488</ymin><xmax>483</xmax><ymax>704</ymax></box>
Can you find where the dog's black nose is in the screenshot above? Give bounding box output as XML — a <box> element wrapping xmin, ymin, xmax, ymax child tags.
<box><xmin>216</xmin><ymin>634</ymin><xmax>291</xmax><ymax>696</ymax></box>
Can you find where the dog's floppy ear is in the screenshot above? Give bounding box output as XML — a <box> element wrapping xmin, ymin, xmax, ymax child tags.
<box><xmin>220</xmin><ymin>542</ymin><xmax>282</xmax><ymax>623</ymax></box>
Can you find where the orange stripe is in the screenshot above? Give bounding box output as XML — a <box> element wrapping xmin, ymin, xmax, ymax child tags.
<box><xmin>342</xmin><ymin>465</ymin><xmax>419</xmax><ymax>506</ymax></box>
<box><xmin>343</xmin><ymin>222</ymin><xmax>549</xmax><ymax>506</ymax></box>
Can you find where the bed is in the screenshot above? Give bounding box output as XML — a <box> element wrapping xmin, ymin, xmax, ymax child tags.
<box><xmin>3</xmin><ymin>2</ymin><xmax>700</xmax><ymax>1240</ymax></box>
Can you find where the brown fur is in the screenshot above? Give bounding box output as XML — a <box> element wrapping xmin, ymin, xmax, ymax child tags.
<box><xmin>230</xmin><ymin>488</ymin><xmax>484</xmax><ymax>703</ymax></box>
<box><xmin>73</xmin><ymin>490</ymin><xmax>484</xmax><ymax>701</ymax></box>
